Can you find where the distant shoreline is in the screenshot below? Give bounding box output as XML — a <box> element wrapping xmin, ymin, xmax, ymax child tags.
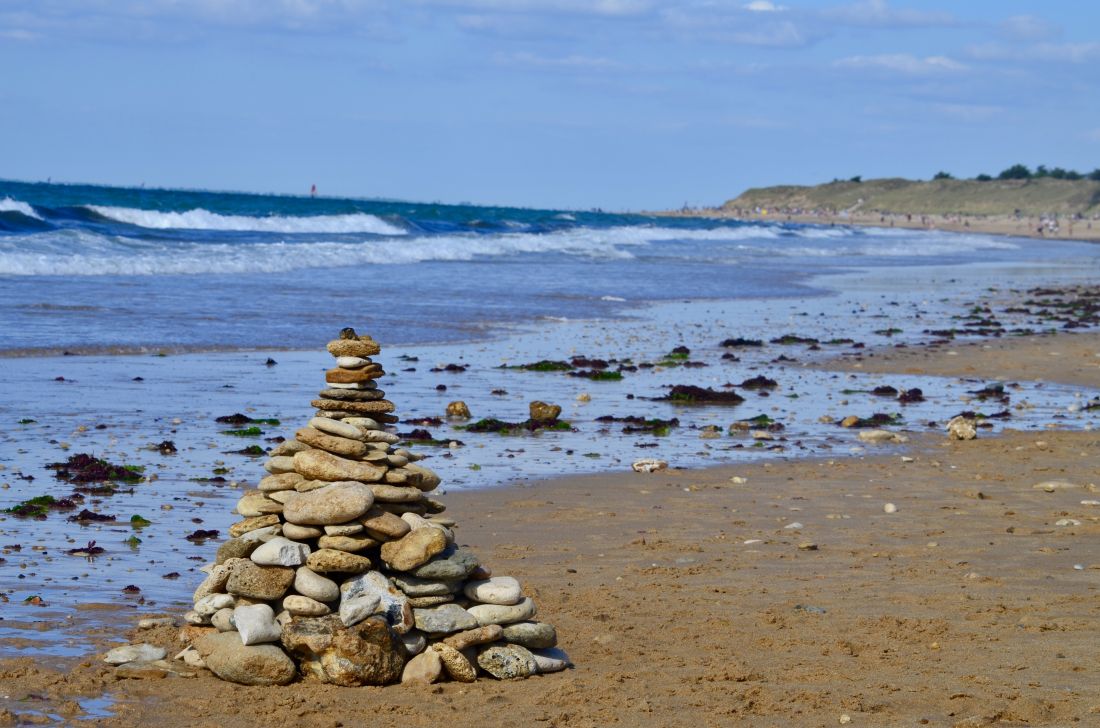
<box><xmin>656</xmin><ymin>207</ymin><xmax>1100</xmax><ymax>243</ymax></box>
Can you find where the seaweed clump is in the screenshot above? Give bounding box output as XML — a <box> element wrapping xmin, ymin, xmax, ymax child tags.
<box><xmin>3</xmin><ymin>494</ymin><xmax>78</xmax><ymax>519</ymax></box>
<box><xmin>462</xmin><ymin>418</ymin><xmax>573</xmax><ymax>435</ymax></box>
<box><xmin>47</xmin><ymin>453</ymin><xmax>144</xmax><ymax>484</ymax></box>
<box><xmin>661</xmin><ymin>385</ymin><xmax>745</xmax><ymax>405</ymax></box>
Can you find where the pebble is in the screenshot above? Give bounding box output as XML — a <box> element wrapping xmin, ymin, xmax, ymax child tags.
<box><xmin>409</xmin><ymin>545</ymin><xmax>480</xmax><ymax>580</ymax></box>
<box><xmin>104</xmin><ymin>643</ymin><xmax>167</xmax><ymax>665</ymax></box>
<box><xmin>432</xmin><ymin>643</ymin><xmax>477</xmax><ymax>682</ymax></box>
<box><xmin>1033</xmin><ymin>480</ymin><xmax>1080</xmax><ymax>492</ymax></box>
<box><xmin>444</xmin><ymin>624</ymin><xmax>504</xmax><ymax>650</ymax></box>
<box><xmin>500</xmin><ymin>621</ymin><xmax>556</xmax><ymax>649</ymax></box>
<box><xmin>401</xmin><ymin>649</ymin><xmax>442</xmax><ymax>685</ymax></box>
<box><xmin>467</xmin><ymin>596</ymin><xmax>537</xmax><ymax>626</ymax></box>
<box><xmin>413</xmin><ymin>603</ymin><xmax>478</xmax><ymax>635</ymax></box>
<box><xmin>283</xmin><ymin>594</ymin><xmax>331</xmax><ymax>616</ymax></box>
<box><xmin>463</xmin><ymin>576</ymin><xmax>522</xmax><ymax>605</ymax></box>
<box><xmin>306</xmin><ymin>548</ymin><xmax>373</xmax><ymax>574</ymax></box>
<box><xmin>294</xmin><ymin>566</ymin><xmax>340</xmax><ymax>603</ymax></box>
<box><xmin>476</xmin><ymin>643</ymin><xmax>538</xmax><ymax>679</ymax></box>
<box><xmin>632</xmin><ymin>458</ymin><xmax>668</xmax><ymax>473</ymax></box>
<box><xmin>196</xmin><ymin>632</ymin><xmax>296</xmax><ymax>686</ymax></box>
<box><xmin>529</xmin><ymin>647</ymin><xmax>572</xmax><ymax>673</ymax></box>
<box><xmin>884</xmin><ymin>503</ymin><xmax>898</xmax><ymax>514</ymax></box>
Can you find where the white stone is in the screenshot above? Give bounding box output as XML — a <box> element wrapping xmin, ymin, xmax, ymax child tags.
<box><xmin>858</xmin><ymin>429</ymin><xmax>908</xmax><ymax>444</ymax></box>
<box><xmin>232</xmin><ymin>604</ymin><xmax>282</xmax><ymax>646</ymax></box>
<box><xmin>883</xmin><ymin>503</ymin><xmax>898</xmax><ymax>514</ymax></box>
<box><xmin>1033</xmin><ymin>480</ymin><xmax>1080</xmax><ymax>492</ymax></box>
<box><xmin>946</xmin><ymin>416</ymin><xmax>977</xmax><ymax>441</ymax></box>
<box><xmin>211</xmin><ymin>607</ymin><xmax>235</xmax><ymax>632</ymax></box>
<box><xmin>183</xmin><ymin>610</ymin><xmax>208</xmax><ymax>626</ymax></box>
<box><xmin>175</xmin><ymin>646</ymin><xmax>205</xmax><ymax>669</ymax></box>
<box><xmin>530</xmin><ymin>647</ymin><xmax>572</xmax><ymax>673</ymax></box>
<box><xmin>237</xmin><ymin>525</ymin><xmax>282</xmax><ymax>543</ymax></box>
<box><xmin>338</xmin><ymin>571</ymin><xmax>413</xmax><ymax>632</ymax></box>
<box><xmin>336</xmin><ymin>356</ymin><xmax>371</xmax><ymax>369</ymax></box>
<box><xmin>463</xmin><ymin>576</ymin><xmax>522</xmax><ymax>606</ymax></box>
<box><xmin>104</xmin><ymin>643</ymin><xmax>166</xmax><ymax>665</ymax></box>
<box><xmin>250</xmin><ymin>537</ymin><xmax>310</xmax><ymax>567</ymax></box>
<box><xmin>632</xmin><ymin>458</ymin><xmax>668</xmax><ymax>473</ymax></box>
<box><xmin>194</xmin><ymin>593</ymin><xmax>235</xmax><ymax>616</ymax></box>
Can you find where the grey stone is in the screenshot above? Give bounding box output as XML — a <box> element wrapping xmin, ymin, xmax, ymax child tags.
<box><xmin>294</xmin><ymin>566</ymin><xmax>340</xmax><ymax>603</ymax></box>
<box><xmin>339</xmin><ymin>571</ymin><xmax>414</xmax><ymax>633</ymax></box>
<box><xmin>467</xmin><ymin>597</ymin><xmax>537</xmax><ymax>626</ymax></box>
<box><xmin>413</xmin><ymin>603</ymin><xmax>478</xmax><ymax>636</ymax></box>
<box><xmin>104</xmin><ymin>643</ymin><xmax>166</xmax><ymax>665</ymax></box>
<box><xmin>501</xmin><ymin>621</ymin><xmax>557</xmax><ymax>649</ymax></box>
<box><xmin>464</xmin><ymin>576</ymin><xmax>522</xmax><ymax>605</ymax></box>
<box><xmin>408</xmin><ymin>545</ymin><xmax>479</xmax><ymax>580</ymax></box>
<box><xmin>250</xmin><ymin>537</ymin><xmax>310</xmax><ymax>567</ymax></box>
<box><xmin>283</xmin><ymin>481</ymin><xmax>375</xmax><ymax>526</ymax></box>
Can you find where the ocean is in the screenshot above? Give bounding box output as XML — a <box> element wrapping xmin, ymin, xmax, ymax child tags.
<box><xmin>1</xmin><ymin>179</ymin><xmax>1100</xmax><ymax>648</ymax></box>
<box><xmin>1</xmin><ymin>178</ymin><xmax>1091</xmax><ymax>354</ymax></box>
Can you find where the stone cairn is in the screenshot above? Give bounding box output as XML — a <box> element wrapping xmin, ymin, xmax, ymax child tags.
<box><xmin>180</xmin><ymin>329</ymin><xmax>570</xmax><ymax>686</ymax></box>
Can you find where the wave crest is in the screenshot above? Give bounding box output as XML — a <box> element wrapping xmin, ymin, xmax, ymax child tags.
<box><xmin>0</xmin><ymin>197</ymin><xmax>41</xmax><ymax>220</ymax></box>
<box><xmin>85</xmin><ymin>205</ymin><xmax>406</xmax><ymax>235</ymax></box>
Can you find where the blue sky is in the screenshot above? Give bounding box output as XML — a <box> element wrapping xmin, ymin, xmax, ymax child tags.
<box><xmin>2</xmin><ymin>1</ymin><xmax>1099</xmax><ymax>209</ymax></box>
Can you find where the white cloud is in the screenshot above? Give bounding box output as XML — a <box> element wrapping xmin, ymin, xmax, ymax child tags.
<box><xmin>932</xmin><ymin>103</ymin><xmax>1002</xmax><ymax>122</ymax></box>
<box><xmin>834</xmin><ymin>53</ymin><xmax>967</xmax><ymax>74</ymax></box>
<box><xmin>968</xmin><ymin>41</ymin><xmax>1100</xmax><ymax>64</ymax></box>
<box><xmin>823</xmin><ymin>0</ymin><xmax>955</xmax><ymax>28</ymax></box>
<box><xmin>743</xmin><ymin>1</ymin><xmax>785</xmax><ymax>12</ymax></box>
<box><xmin>998</xmin><ymin>14</ymin><xmax>1060</xmax><ymax>42</ymax></box>
<box><xmin>495</xmin><ymin>51</ymin><xmax>626</xmax><ymax>71</ymax></box>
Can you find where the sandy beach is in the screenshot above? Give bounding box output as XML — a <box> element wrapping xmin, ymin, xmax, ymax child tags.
<box><xmin>2</xmin><ymin>326</ymin><xmax>1098</xmax><ymax>727</ymax></box>
<box><xmin>659</xmin><ymin>209</ymin><xmax>1100</xmax><ymax>244</ymax></box>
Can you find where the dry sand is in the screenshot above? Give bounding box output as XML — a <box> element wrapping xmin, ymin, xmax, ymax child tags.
<box><xmin>2</xmin><ymin>334</ymin><xmax>1099</xmax><ymax>727</ymax></box>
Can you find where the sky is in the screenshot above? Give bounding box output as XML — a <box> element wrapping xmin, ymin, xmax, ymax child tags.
<box><xmin>1</xmin><ymin>0</ymin><xmax>1099</xmax><ymax>210</ymax></box>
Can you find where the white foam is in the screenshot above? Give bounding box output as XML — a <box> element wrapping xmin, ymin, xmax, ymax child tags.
<box><xmin>85</xmin><ymin>205</ymin><xmax>406</xmax><ymax>235</ymax></box>
<box><xmin>0</xmin><ymin>223</ymin><xmax>1020</xmax><ymax>277</ymax></box>
<box><xmin>0</xmin><ymin>197</ymin><xmax>41</xmax><ymax>219</ymax></box>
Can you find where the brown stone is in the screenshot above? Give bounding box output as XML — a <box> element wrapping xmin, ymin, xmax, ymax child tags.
<box><xmin>281</xmin><ymin>615</ymin><xmax>405</xmax><ymax>686</ymax></box>
<box><xmin>225</xmin><ymin>561</ymin><xmax>294</xmax><ymax>601</ymax></box>
<box><xmin>369</xmin><ymin>482</ymin><xmax>424</xmax><ymax>503</ymax></box>
<box><xmin>215</xmin><ymin>538</ymin><xmax>261</xmax><ymax>565</ymax></box>
<box><xmin>292</xmin><ymin>450</ymin><xmax>387</xmax><ymax>483</ymax></box>
<box><xmin>443</xmin><ymin>624</ymin><xmax>504</xmax><ymax>651</ymax></box>
<box><xmin>360</xmin><ymin>507</ymin><xmax>411</xmax><ymax>540</ymax></box>
<box><xmin>228</xmin><ymin>514</ymin><xmax>281</xmax><ymax>538</ymax></box>
<box><xmin>326</xmin><ymin>338</ymin><xmax>381</xmax><ymax>358</ymax></box>
<box><xmin>306</xmin><ymin>548</ymin><xmax>372</xmax><ymax>574</ymax></box>
<box><xmin>401</xmin><ymin>649</ymin><xmax>442</xmax><ymax>685</ymax></box>
<box><xmin>312</xmin><ymin>398</ymin><xmax>396</xmax><ymax>414</ymax></box>
<box><xmin>432</xmin><ymin>643</ymin><xmax>477</xmax><ymax>682</ymax></box>
<box><xmin>324</xmin><ymin>365</ymin><xmax>383</xmax><ymax>384</ymax></box>
<box><xmin>446</xmin><ymin>401</ymin><xmax>471</xmax><ymax>418</ymax></box>
<box><xmin>381</xmin><ymin>527</ymin><xmax>448</xmax><ymax>572</ymax></box>
<box><xmin>317</xmin><ymin>533</ymin><xmax>379</xmax><ymax>552</ymax></box>
<box><xmin>258</xmin><ymin>472</ymin><xmax>303</xmax><ymax>492</ymax></box>
<box><xmin>529</xmin><ymin>400</ymin><xmax>562</xmax><ymax>422</ymax></box>
<box><xmin>195</xmin><ymin>632</ymin><xmax>296</xmax><ymax>686</ymax></box>
<box><xmin>295</xmin><ymin>428</ymin><xmax>368</xmax><ymax>458</ymax></box>
<box><xmin>283</xmin><ymin>481</ymin><xmax>375</xmax><ymax>525</ymax></box>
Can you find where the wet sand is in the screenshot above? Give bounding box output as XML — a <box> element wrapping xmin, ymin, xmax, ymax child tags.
<box><xmin>2</xmin><ymin>332</ymin><xmax>1099</xmax><ymax>727</ymax></box>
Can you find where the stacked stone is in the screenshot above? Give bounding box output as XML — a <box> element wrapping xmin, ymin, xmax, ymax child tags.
<box><xmin>182</xmin><ymin>329</ymin><xmax>570</xmax><ymax>687</ymax></box>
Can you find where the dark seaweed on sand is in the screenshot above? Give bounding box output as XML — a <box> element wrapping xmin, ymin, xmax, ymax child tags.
<box><xmin>398</xmin><ymin>429</ymin><xmax>463</xmax><ymax>447</ymax></box>
<box><xmin>844</xmin><ymin>413</ymin><xmax>903</xmax><ymax>428</ymax></box>
<box><xmin>596</xmin><ymin>415</ymin><xmax>680</xmax><ymax>436</ymax></box>
<box><xmin>770</xmin><ymin>334</ymin><xmax>819</xmax><ymax>345</ymax></box>
<box><xmin>215</xmin><ymin>413</ymin><xmax>280</xmax><ymax>425</ymax></box>
<box><xmin>568</xmin><ymin>369</ymin><xmax>623</xmax><ymax>381</ymax></box>
<box><xmin>740</xmin><ymin>375</ymin><xmax>778</xmax><ymax>390</ymax></box>
<box><xmin>67</xmin><ymin>509</ymin><xmax>115</xmax><ymax>523</ymax></box>
<box><xmin>3</xmin><ymin>494</ymin><xmax>78</xmax><ymax>519</ymax></box>
<box><xmin>47</xmin><ymin>453</ymin><xmax>144</xmax><ymax>483</ymax></box>
<box><xmin>462</xmin><ymin>418</ymin><xmax>573</xmax><ymax>435</ymax></box>
<box><xmin>502</xmin><ymin>360</ymin><xmax>574</xmax><ymax>372</ymax></box>
<box><xmin>661</xmin><ymin>385</ymin><xmax>745</xmax><ymax>405</ymax></box>
<box><xmin>186</xmin><ymin>529</ymin><xmax>219</xmax><ymax>542</ymax></box>
<box><xmin>897</xmin><ymin>388</ymin><xmax>925</xmax><ymax>404</ymax></box>
<box><xmin>720</xmin><ymin>337</ymin><xmax>763</xmax><ymax>348</ymax></box>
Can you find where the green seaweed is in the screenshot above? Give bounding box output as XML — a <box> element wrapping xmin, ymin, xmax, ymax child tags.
<box><xmin>4</xmin><ymin>495</ymin><xmax>57</xmax><ymax>518</ymax></box>
<box><xmin>222</xmin><ymin>426</ymin><xmax>263</xmax><ymax>437</ymax></box>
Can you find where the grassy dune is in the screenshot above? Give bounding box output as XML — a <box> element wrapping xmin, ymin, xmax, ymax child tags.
<box><xmin>723</xmin><ymin>177</ymin><xmax>1100</xmax><ymax>217</ymax></box>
